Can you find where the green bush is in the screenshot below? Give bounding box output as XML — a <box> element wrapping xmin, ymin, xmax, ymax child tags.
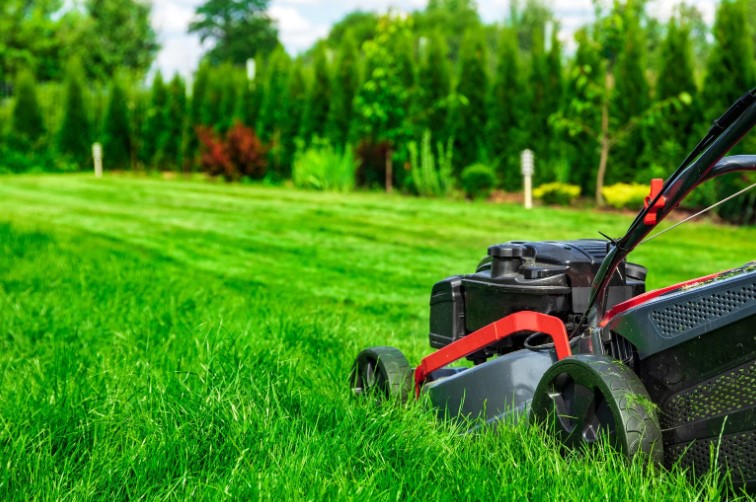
<box><xmin>601</xmin><ymin>183</ymin><xmax>649</xmax><ymax>210</ymax></box>
<box><xmin>533</xmin><ymin>182</ymin><xmax>581</xmax><ymax>206</ymax></box>
<box><xmin>292</xmin><ymin>141</ymin><xmax>358</xmax><ymax>192</ymax></box>
<box><xmin>407</xmin><ymin>130</ymin><xmax>454</xmax><ymax>197</ymax></box>
<box><xmin>461</xmin><ymin>163</ymin><xmax>496</xmax><ymax>200</ymax></box>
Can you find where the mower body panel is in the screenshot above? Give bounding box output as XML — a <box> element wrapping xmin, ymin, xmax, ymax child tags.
<box><xmin>423</xmin><ymin>349</ymin><xmax>556</xmax><ymax>424</ymax></box>
<box><xmin>605</xmin><ymin>264</ymin><xmax>756</xmax><ymax>488</ymax></box>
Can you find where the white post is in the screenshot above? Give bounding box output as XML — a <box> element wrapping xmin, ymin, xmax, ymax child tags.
<box><xmin>521</xmin><ymin>149</ymin><xmax>534</xmax><ymax>209</ymax></box>
<box><xmin>246</xmin><ymin>59</ymin><xmax>256</xmax><ymax>81</ymax></box>
<box><xmin>92</xmin><ymin>143</ymin><xmax>103</xmax><ymax>178</ymax></box>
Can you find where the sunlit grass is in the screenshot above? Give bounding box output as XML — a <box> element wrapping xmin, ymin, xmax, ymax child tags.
<box><xmin>0</xmin><ymin>174</ymin><xmax>753</xmax><ymax>499</ymax></box>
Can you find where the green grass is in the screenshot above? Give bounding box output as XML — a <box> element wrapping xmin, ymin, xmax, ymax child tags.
<box><xmin>0</xmin><ymin>174</ymin><xmax>753</xmax><ymax>500</ymax></box>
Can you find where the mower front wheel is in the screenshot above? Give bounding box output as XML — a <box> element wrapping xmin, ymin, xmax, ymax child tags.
<box><xmin>530</xmin><ymin>355</ymin><xmax>663</xmax><ymax>463</ymax></box>
<box><xmin>350</xmin><ymin>346</ymin><xmax>413</xmax><ymax>403</ymax></box>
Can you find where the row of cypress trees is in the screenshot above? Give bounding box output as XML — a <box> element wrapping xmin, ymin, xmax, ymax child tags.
<box><xmin>2</xmin><ymin>0</ymin><xmax>754</xmax><ymax>216</ymax></box>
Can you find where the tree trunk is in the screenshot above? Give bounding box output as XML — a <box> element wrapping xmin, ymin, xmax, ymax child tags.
<box><xmin>595</xmin><ymin>72</ymin><xmax>612</xmax><ymax>206</ymax></box>
<box><xmin>385</xmin><ymin>146</ymin><xmax>393</xmax><ymax>193</ymax></box>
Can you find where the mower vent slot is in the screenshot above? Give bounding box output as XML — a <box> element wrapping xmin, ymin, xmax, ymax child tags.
<box><xmin>666</xmin><ymin>430</ymin><xmax>756</xmax><ymax>482</ymax></box>
<box><xmin>661</xmin><ymin>360</ymin><xmax>756</xmax><ymax>429</ymax></box>
<box><xmin>650</xmin><ymin>282</ymin><xmax>756</xmax><ymax>337</ymax></box>
<box><xmin>607</xmin><ymin>333</ymin><xmax>635</xmax><ymax>367</ymax></box>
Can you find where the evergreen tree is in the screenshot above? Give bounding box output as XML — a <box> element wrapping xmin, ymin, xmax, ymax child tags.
<box><xmin>543</xmin><ymin>27</ymin><xmax>564</xmax><ymax>180</ymax></box>
<box><xmin>701</xmin><ymin>0</ymin><xmax>754</xmax><ymax>124</ymax></box>
<box><xmin>57</xmin><ymin>59</ymin><xmax>92</xmax><ymax>166</ymax></box>
<box><xmin>417</xmin><ymin>31</ymin><xmax>451</xmax><ymax>144</ymax></box>
<box><xmin>257</xmin><ymin>45</ymin><xmax>291</xmax><ymax>142</ymax></box>
<box><xmin>487</xmin><ymin>27</ymin><xmax>525</xmax><ymax>190</ymax></box>
<box><xmin>450</xmin><ymin>28</ymin><xmax>488</xmax><ymax>169</ymax></box>
<box><xmin>701</xmin><ymin>0</ymin><xmax>755</xmax><ymax>223</ymax></box>
<box><xmin>163</xmin><ymin>74</ymin><xmax>187</xmax><ymax>169</ymax></box>
<box><xmin>102</xmin><ymin>76</ymin><xmax>132</xmax><ymax>169</ymax></box>
<box><xmin>526</xmin><ymin>25</ymin><xmax>550</xmax><ymax>182</ymax></box>
<box><xmin>326</xmin><ymin>31</ymin><xmax>359</xmax><ymax>148</ymax></box>
<box><xmin>301</xmin><ymin>46</ymin><xmax>331</xmax><ymax>143</ymax></box>
<box><xmin>653</xmin><ymin>16</ymin><xmax>699</xmax><ymax>166</ymax></box>
<box><xmin>279</xmin><ymin>60</ymin><xmax>308</xmax><ymax>176</ymax></box>
<box><xmin>140</xmin><ymin>71</ymin><xmax>169</xmax><ymax>167</ymax></box>
<box><xmin>610</xmin><ymin>12</ymin><xmax>649</xmax><ymax>184</ymax></box>
<box><xmin>561</xmin><ymin>28</ymin><xmax>603</xmax><ymax>194</ymax></box>
<box><xmin>11</xmin><ymin>69</ymin><xmax>45</xmax><ymax>148</ymax></box>
<box><xmin>186</xmin><ymin>62</ymin><xmax>211</xmax><ymax>168</ymax></box>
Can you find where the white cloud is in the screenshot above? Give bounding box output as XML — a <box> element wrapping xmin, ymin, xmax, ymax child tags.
<box><xmin>268</xmin><ymin>5</ymin><xmax>329</xmax><ymax>53</ymax></box>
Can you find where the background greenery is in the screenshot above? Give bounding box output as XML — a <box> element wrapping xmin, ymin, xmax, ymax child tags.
<box><xmin>1</xmin><ymin>174</ymin><xmax>755</xmax><ymax>499</ymax></box>
<box><xmin>1</xmin><ymin>0</ymin><xmax>755</xmax><ymax>221</ymax></box>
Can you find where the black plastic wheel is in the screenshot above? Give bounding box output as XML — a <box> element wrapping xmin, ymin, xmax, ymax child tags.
<box><xmin>350</xmin><ymin>346</ymin><xmax>413</xmax><ymax>403</ymax></box>
<box><xmin>530</xmin><ymin>355</ymin><xmax>663</xmax><ymax>463</ymax></box>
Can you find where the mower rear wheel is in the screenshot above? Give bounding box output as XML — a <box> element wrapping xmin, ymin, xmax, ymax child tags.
<box><xmin>530</xmin><ymin>355</ymin><xmax>663</xmax><ymax>463</ymax></box>
<box><xmin>350</xmin><ymin>346</ymin><xmax>413</xmax><ymax>403</ymax></box>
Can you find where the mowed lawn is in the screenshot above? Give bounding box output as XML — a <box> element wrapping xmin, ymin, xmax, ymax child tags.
<box><xmin>1</xmin><ymin>174</ymin><xmax>754</xmax><ymax>500</ymax></box>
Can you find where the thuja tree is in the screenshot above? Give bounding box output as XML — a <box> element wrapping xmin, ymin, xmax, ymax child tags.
<box><xmin>57</xmin><ymin>58</ymin><xmax>92</xmax><ymax>166</ymax></box>
<box><xmin>257</xmin><ymin>45</ymin><xmax>292</xmax><ymax>176</ymax></box>
<box><xmin>164</xmin><ymin>74</ymin><xmax>187</xmax><ymax>170</ymax></box>
<box><xmin>326</xmin><ymin>31</ymin><xmax>359</xmax><ymax>148</ymax></box>
<box><xmin>101</xmin><ymin>76</ymin><xmax>132</xmax><ymax>169</ymax></box>
<box><xmin>449</xmin><ymin>28</ymin><xmax>488</xmax><ymax>170</ymax></box>
<box><xmin>11</xmin><ymin>69</ymin><xmax>45</xmax><ymax>149</ymax></box>
<box><xmin>487</xmin><ymin>27</ymin><xmax>525</xmax><ymax>190</ymax></box>
<box><xmin>701</xmin><ymin>0</ymin><xmax>755</xmax><ymax>223</ymax></box>
<box><xmin>300</xmin><ymin>45</ymin><xmax>331</xmax><ymax>143</ymax></box>
<box><xmin>417</xmin><ymin>31</ymin><xmax>451</xmax><ymax>145</ymax></box>
<box><xmin>140</xmin><ymin>71</ymin><xmax>169</xmax><ymax>167</ymax></box>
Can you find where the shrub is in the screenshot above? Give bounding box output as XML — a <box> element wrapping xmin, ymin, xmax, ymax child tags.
<box><xmin>407</xmin><ymin>130</ymin><xmax>454</xmax><ymax>197</ymax></box>
<box><xmin>601</xmin><ymin>182</ymin><xmax>649</xmax><ymax>210</ymax></box>
<box><xmin>292</xmin><ymin>141</ymin><xmax>358</xmax><ymax>192</ymax></box>
<box><xmin>533</xmin><ymin>182</ymin><xmax>581</xmax><ymax>206</ymax></box>
<box><xmin>197</xmin><ymin>121</ymin><xmax>267</xmax><ymax>181</ymax></box>
<box><xmin>461</xmin><ymin>163</ymin><xmax>496</xmax><ymax>200</ymax></box>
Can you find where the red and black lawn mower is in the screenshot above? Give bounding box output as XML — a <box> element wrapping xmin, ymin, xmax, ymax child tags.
<box><xmin>351</xmin><ymin>89</ymin><xmax>756</xmax><ymax>489</ymax></box>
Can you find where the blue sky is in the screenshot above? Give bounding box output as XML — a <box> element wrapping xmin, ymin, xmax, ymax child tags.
<box><xmin>150</xmin><ymin>0</ymin><xmax>717</xmax><ymax>78</ymax></box>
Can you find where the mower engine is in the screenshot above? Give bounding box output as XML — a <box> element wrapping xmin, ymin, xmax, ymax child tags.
<box><xmin>429</xmin><ymin>239</ymin><xmax>646</xmax><ymax>358</ymax></box>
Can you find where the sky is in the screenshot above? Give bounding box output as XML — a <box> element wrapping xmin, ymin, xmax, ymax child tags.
<box><xmin>150</xmin><ymin>0</ymin><xmax>717</xmax><ymax>79</ymax></box>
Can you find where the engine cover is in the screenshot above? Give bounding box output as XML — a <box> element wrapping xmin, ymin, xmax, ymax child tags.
<box><xmin>429</xmin><ymin>239</ymin><xmax>647</xmax><ymax>352</ymax></box>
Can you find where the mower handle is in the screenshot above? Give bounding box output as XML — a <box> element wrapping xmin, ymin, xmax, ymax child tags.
<box><xmin>586</xmin><ymin>89</ymin><xmax>756</xmax><ymax>327</ymax></box>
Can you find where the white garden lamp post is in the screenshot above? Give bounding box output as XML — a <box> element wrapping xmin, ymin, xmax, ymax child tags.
<box><xmin>521</xmin><ymin>149</ymin><xmax>534</xmax><ymax>209</ymax></box>
<box><xmin>92</xmin><ymin>142</ymin><xmax>103</xmax><ymax>178</ymax></box>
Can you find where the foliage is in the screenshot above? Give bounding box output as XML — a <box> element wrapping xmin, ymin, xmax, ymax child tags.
<box><xmin>533</xmin><ymin>182</ymin><xmax>581</xmax><ymax>206</ymax></box>
<box><xmin>189</xmin><ymin>0</ymin><xmax>278</xmax><ymax>65</ymax></box>
<box><xmin>353</xmin><ymin>14</ymin><xmax>414</xmax><ymax>191</ymax></box>
<box><xmin>326</xmin><ymin>31</ymin><xmax>360</xmax><ymax>148</ymax></box>
<box><xmin>163</xmin><ymin>74</ymin><xmax>187</xmax><ymax>170</ymax></box>
<box><xmin>487</xmin><ymin>27</ymin><xmax>525</xmax><ymax>191</ymax></box>
<box><xmin>11</xmin><ymin>69</ymin><xmax>45</xmax><ymax>149</ymax></box>
<box><xmin>101</xmin><ymin>76</ymin><xmax>132</xmax><ymax>169</ymax></box>
<box><xmin>700</xmin><ymin>0</ymin><xmax>755</xmax><ymax>224</ymax></box>
<box><xmin>140</xmin><ymin>72</ymin><xmax>169</xmax><ymax>168</ymax></box>
<box><xmin>57</xmin><ymin>59</ymin><xmax>92</xmax><ymax>166</ymax></box>
<box><xmin>292</xmin><ymin>142</ymin><xmax>358</xmax><ymax>192</ymax></box>
<box><xmin>461</xmin><ymin>163</ymin><xmax>495</xmax><ymax>199</ymax></box>
<box><xmin>407</xmin><ymin>130</ymin><xmax>454</xmax><ymax>197</ymax></box>
<box><xmin>450</xmin><ymin>29</ymin><xmax>488</xmax><ymax>170</ymax></box>
<box><xmin>197</xmin><ymin>121</ymin><xmax>267</xmax><ymax>181</ymax></box>
<box><xmin>601</xmin><ymin>182</ymin><xmax>648</xmax><ymax>210</ymax></box>
<box><xmin>417</xmin><ymin>31</ymin><xmax>452</xmax><ymax>144</ymax></box>
<box><xmin>69</xmin><ymin>0</ymin><xmax>159</xmax><ymax>79</ymax></box>
<box><xmin>301</xmin><ymin>46</ymin><xmax>331</xmax><ymax>144</ymax></box>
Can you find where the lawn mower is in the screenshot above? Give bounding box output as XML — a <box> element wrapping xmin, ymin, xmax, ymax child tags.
<box><xmin>351</xmin><ymin>88</ymin><xmax>756</xmax><ymax>489</ymax></box>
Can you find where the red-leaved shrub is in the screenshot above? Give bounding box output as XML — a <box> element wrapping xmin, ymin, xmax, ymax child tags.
<box><xmin>196</xmin><ymin>121</ymin><xmax>267</xmax><ymax>181</ymax></box>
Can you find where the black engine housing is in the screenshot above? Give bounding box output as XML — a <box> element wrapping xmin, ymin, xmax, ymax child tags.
<box><xmin>429</xmin><ymin>239</ymin><xmax>646</xmax><ymax>355</ymax></box>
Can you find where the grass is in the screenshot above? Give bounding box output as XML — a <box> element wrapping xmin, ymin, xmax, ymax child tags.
<box><xmin>0</xmin><ymin>174</ymin><xmax>754</xmax><ymax>500</ymax></box>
